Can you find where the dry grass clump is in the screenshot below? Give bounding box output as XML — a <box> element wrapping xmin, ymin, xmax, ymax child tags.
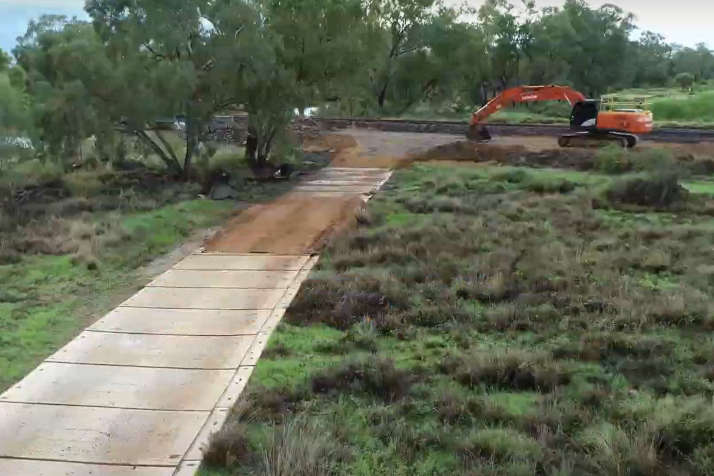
<box><xmin>441</xmin><ymin>350</ymin><xmax>570</xmax><ymax>392</ymax></box>
<box><xmin>459</xmin><ymin>427</ymin><xmax>544</xmax><ymax>467</ymax></box>
<box><xmin>203</xmin><ymin>420</ymin><xmax>253</xmax><ymax>467</ymax></box>
<box><xmin>311</xmin><ymin>358</ymin><xmax>413</xmax><ymax>402</ymax></box>
<box><xmin>287</xmin><ymin>274</ymin><xmax>409</xmax><ymax>330</ymax></box>
<box><xmin>607</xmin><ymin>172</ymin><xmax>688</xmax><ymax>208</ymax></box>
<box><xmin>260</xmin><ymin>418</ymin><xmax>344</xmax><ymax>476</ymax></box>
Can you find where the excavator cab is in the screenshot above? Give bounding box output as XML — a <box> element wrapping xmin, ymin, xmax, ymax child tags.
<box><xmin>570</xmin><ymin>100</ymin><xmax>600</xmax><ymax>130</ymax></box>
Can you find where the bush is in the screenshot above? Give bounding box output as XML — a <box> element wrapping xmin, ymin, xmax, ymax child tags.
<box><xmin>651</xmin><ymin>90</ymin><xmax>714</xmax><ymax>122</ymax></box>
<box><xmin>525</xmin><ymin>176</ymin><xmax>576</xmax><ymax>194</ymax></box>
<box><xmin>260</xmin><ymin>418</ymin><xmax>343</xmax><ymax>476</ymax></box>
<box><xmin>203</xmin><ymin>421</ymin><xmax>253</xmax><ymax>467</ymax></box>
<box><xmin>460</xmin><ymin>428</ymin><xmax>543</xmax><ymax>465</ymax></box>
<box><xmin>631</xmin><ymin>148</ymin><xmax>681</xmax><ymax>175</ymax></box>
<box><xmin>607</xmin><ymin>172</ymin><xmax>687</xmax><ymax>207</ymax></box>
<box><xmin>311</xmin><ymin>358</ymin><xmax>413</xmax><ymax>402</ymax></box>
<box><xmin>62</xmin><ymin>171</ymin><xmax>104</xmax><ymax>198</ymax></box>
<box><xmin>441</xmin><ymin>350</ymin><xmax>570</xmax><ymax>392</ymax></box>
<box><xmin>286</xmin><ymin>275</ymin><xmax>409</xmax><ymax>330</ymax></box>
<box><xmin>675</xmin><ymin>72</ymin><xmax>695</xmax><ymax>91</ymax></box>
<box><xmin>491</xmin><ymin>169</ymin><xmax>531</xmax><ymax>183</ymax></box>
<box><xmin>595</xmin><ymin>145</ymin><xmax>631</xmax><ymax>174</ymax></box>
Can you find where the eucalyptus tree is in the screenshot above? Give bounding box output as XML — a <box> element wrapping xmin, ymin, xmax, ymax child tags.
<box><xmin>83</xmin><ymin>0</ymin><xmax>270</xmax><ymax>177</ymax></box>
<box><xmin>14</xmin><ymin>16</ymin><xmax>113</xmax><ymax>164</ymax></box>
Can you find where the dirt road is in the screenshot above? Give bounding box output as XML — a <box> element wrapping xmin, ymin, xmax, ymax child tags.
<box><xmin>205</xmin><ymin>129</ymin><xmax>454</xmax><ymax>255</ymax></box>
<box><xmin>205</xmin><ymin>194</ymin><xmax>365</xmax><ymax>254</ymax></box>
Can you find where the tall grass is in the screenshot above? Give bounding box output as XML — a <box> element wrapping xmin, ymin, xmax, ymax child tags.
<box><xmin>651</xmin><ymin>91</ymin><xmax>714</xmax><ymax>123</ymax></box>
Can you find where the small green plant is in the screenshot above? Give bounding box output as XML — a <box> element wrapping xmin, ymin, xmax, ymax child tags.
<box><xmin>594</xmin><ymin>145</ymin><xmax>631</xmax><ymax>174</ymax></box>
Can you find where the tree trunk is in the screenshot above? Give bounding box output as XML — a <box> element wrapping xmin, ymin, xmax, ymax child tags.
<box><xmin>135</xmin><ymin>130</ymin><xmax>182</xmax><ymax>175</ymax></box>
<box><xmin>245</xmin><ymin>127</ymin><xmax>258</xmax><ymax>163</ymax></box>
<box><xmin>377</xmin><ymin>79</ymin><xmax>390</xmax><ymax>112</ymax></box>
<box><xmin>183</xmin><ymin>134</ymin><xmax>196</xmax><ymax>181</ymax></box>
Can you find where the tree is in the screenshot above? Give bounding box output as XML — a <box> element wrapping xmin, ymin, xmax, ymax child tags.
<box><xmin>0</xmin><ymin>74</ymin><xmax>30</xmax><ymax>136</ymax></box>
<box><xmin>366</xmin><ymin>0</ymin><xmax>440</xmax><ymax>112</ymax></box>
<box><xmin>239</xmin><ymin>0</ymin><xmax>375</xmax><ymax>166</ymax></box>
<box><xmin>14</xmin><ymin>16</ymin><xmax>115</xmax><ymax>165</ymax></box>
<box><xmin>0</xmin><ymin>49</ymin><xmax>10</xmax><ymax>72</ymax></box>
<box><xmin>630</xmin><ymin>31</ymin><xmax>671</xmax><ymax>87</ymax></box>
<box><xmin>264</xmin><ymin>0</ymin><xmax>373</xmax><ymax>112</ymax></box>
<box><xmin>672</xmin><ymin>44</ymin><xmax>714</xmax><ymax>82</ymax></box>
<box><xmin>85</xmin><ymin>0</ymin><xmax>267</xmax><ymax>179</ymax></box>
<box><xmin>478</xmin><ymin>0</ymin><xmax>522</xmax><ymax>93</ymax></box>
<box><xmin>675</xmin><ymin>72</ymin><xmax>695</xmax><ymax>91</ymax></box>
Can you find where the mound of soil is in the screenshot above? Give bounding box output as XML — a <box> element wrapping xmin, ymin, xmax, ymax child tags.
<box><xmin>413</xmin><ymin>141</ymin><xmax>596</xmax><ymax>170</ymax></box>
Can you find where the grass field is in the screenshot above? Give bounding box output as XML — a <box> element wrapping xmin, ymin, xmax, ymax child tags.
<box><xmin>202</xmin><ymin>160</ymin><xmax>714</xmax><ymax>475</ymax></box>
<box><xmin>0</xmin><ymin>199</ymin><xmax>236</xmax><ymax>391</ymax></box>
<box><xmin>0</xmin><ymin>147</ymin><xmax>304</xmax><ymax>391</ymax></box>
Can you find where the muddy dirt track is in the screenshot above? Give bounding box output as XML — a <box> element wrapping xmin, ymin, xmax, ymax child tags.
<box><xmin>205</xmin><ymin>194</ymin><xmax>365</xmax><ymax>254</ymax></box>
<box><xmin>206</xmin><ymin>129</ymin><xmax>461</xmax><ymax>254</ymax></box>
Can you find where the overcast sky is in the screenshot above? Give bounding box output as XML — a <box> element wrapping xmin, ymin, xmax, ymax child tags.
<box><xmin>0</xmin><ymin>0</ymin><xmax>712</xmax><ymax>54</ymax></box>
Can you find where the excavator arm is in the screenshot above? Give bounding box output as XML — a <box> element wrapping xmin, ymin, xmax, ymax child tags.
<box><xmin>470</xmin><ymin>85</ymin><xmax>587</xmax><ymax>126</ymax></box>
<box><xmin>468</xmin><ymin>85</ymin><xmax>587</xmax><ymax>141</ymax></box>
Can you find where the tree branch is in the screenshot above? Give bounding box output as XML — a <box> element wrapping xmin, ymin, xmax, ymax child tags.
<box><xmin>153</xmin><ymin>129</ymin><xmax>181</xmax><ymax>165</ymax></box>
<box><xmin>134</xmin><ymin>129</ymin><xmax>182</xmax><ymax>173</ymax></box>
<box><xmin>143</xmin><ymin>43</ymin><xmax>165</xmax><ymax>60</ymax></box>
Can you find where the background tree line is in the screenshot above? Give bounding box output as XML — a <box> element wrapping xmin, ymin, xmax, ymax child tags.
<box><xmin>1</xmin><ymin>0</ymin><xmax>713</xmax><ymax>178</ymax></box>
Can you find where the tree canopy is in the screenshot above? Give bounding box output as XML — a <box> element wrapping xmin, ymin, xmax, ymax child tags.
<box><xmin>3</xmin><ymin>0</ymin><xmax>714</xmax><ymax>175</ymax></box>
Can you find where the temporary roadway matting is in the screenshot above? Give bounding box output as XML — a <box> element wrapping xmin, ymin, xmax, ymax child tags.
<box><xmin>0</xmin><ymin>167</ymin><xmax>392</xmax><ymax>475</ymax></box>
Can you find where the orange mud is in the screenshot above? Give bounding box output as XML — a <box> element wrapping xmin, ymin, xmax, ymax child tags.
<box><xmin>205</xmin><ymin>193</ymin><xmax>365</xmax><ymax>255</ymax></box>
<box><xmin>303</xmin><ymin>132</ymin><xmax>403</xmax><ymax>167</ymax></box>
<box><xmin>206</xmin><ymin>133</ymin><xmax>373</xmax><ymax>254</ymax></box>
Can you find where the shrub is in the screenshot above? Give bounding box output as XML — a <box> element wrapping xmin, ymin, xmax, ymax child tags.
<box><xmin>607</xmin><ymin>172</ymin><xmax>687</xmax><ymax>207</ymax></box>
<box><xmin>675</xmin><ymin>72</ymin><xmax>695</xmax><ymax>91</ymax></box>
<box><xmin>595</xmin><ymin>145</ymin><xmax>631</xmax><ymax>174</ymax></box>
<box><xmin>577</xmin><ymin>423</ymin><xmax>660</xmax><ymax>475</ymax></box>
<box><xmin>491</xmin><ymin>169</ymin><xmax>531</xmax><ymax>184</ymax></box>
<box><xmin>525</xmin><ymin>176</ymin><xmax>576</xmax><ymax>194</ymax></box>
<box><xmin>651</xmin><ymin>90</ymin><xmax>714</xmax><ymax>122</ymax></box>
<box><xmin>460</xmin><ymin>428</ymin><xmax>543</xmax><ymax>465</ymax></box>
<box><xmin>311</xmin><ymin>358</ymin><xmax>413</xmax><ymax>402</ymax></box>
<box><xmin>203</xmin><ymin>420</ymin><xmax>253</xmax><ymax>467</ymax></box>
<box><xmin>62</xmin><ymin>171</ymin><xmax>104</xmax><ymax>198</ymax></box>
<box><xmin>631</xmin><ymin>148</ymin><xmax>679</xmax><ymax>174</ymax></box>
<box><xmin>441</xmin><ymin>350</ymin><xmax>570</xmax><ymax>392</ymax></box>
<box><xmin>243</xmin><ymin>385</ymin><xmax>308</xmax><ymax>422</ymax></box>
<box><xmin>286</xmin><ymin>275</ymin><xmax>409</xmax><ymax>330</ymax></box>
<box><xmin>403</xmin><ymin>303</ymin><xmax>472</xmax><ymax>327</ymax></box>
<box><xmin>260</xmin><ymin>418</ymin><xmax>344</xmax><ymax>476</ymax></box>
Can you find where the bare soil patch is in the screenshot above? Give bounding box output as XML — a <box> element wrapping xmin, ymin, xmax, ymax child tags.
<box><xmin>204</xmin><ymin>193</ymin><xmax>365</xmax><ymax>254</ymax></box>
<box><xmin>328</xmin><ymin>129</ymin><xmax>460</xmax><ymax>168</ymax></box>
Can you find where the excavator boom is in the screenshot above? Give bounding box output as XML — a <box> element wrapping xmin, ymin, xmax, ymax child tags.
<box><xmin>470</xmin><ymin>85</ymin><xmax>586</xmax><ymax>126</ymax></box>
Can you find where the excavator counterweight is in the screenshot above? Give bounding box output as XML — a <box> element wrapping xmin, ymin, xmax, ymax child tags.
<box><xmin>468</xmin><ymin>85</ymin><xmax>653</xmax><ymax>148</ymax></box>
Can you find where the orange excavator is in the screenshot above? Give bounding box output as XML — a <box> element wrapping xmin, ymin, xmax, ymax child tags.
<box><xmin>468</xmin><ymin>85</ymin><xmax>653</xmax><ymax>148</ymax></box>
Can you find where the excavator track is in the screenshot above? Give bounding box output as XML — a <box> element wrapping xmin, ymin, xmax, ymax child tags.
<box><xmin>558</xmin><ymin>131</ymin><xmax>638</xmax><ymax>149</ymax></box>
